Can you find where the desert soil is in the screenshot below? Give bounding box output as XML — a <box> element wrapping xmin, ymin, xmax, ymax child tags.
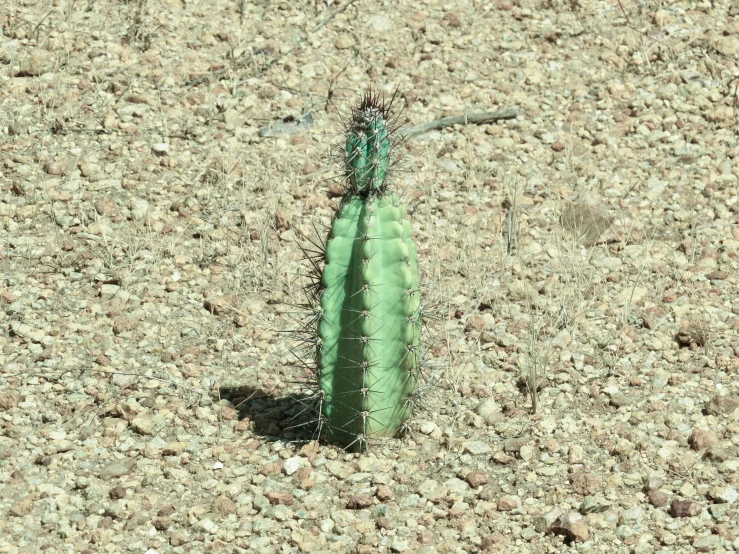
<box><xmin>1</xmin><ymin>0</ymin><xmax>739</xmax><ymax>553</ymax></box>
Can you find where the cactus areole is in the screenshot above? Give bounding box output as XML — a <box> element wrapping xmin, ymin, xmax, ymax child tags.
<box><xmin>315</xmin><ymin>91</ymin><xmax>421</xmax><ymax>450</ymax></box>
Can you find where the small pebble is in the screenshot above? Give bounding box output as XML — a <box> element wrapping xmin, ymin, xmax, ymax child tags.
<box><xmin>152</xmin><ymin>143</ymin><xmax>169</xmax><ymax>155</ymax></box>
<box><xmin>283</xmin><ymin>456</ymin><xmax>304</xmax><ymax>476</ymax></box>
<box><xmin>648</xmin><ymin>490</ymin><xmax>669</xmax><ymax>508</ymax></box>
<box><xmin>43</xmin><ymin>161</ymin><xmax>67</xmax><ymax>175</ymax></box>
<box><xmin>99</xmin><ymin>459</ymin><xmax>135</xmax><ymax>480</ymax></box>
<box><xmin>346</xmin><ymin>494</ymin><xmax>373</xmax><ymax>510</ymax></box>
<box><xmin>497</xmin><ymin>495</ymin><xmax>520</xmax><ymax>511</ymax></box>
<box><xmin>670</xmin><ymin>500</ymin><xmax>702</xmax><ymax>518</ymax></box>
<box><xmin>465</xmin><ymin>471</ymin><xmax>489</xmax><ymax>488</ymax></box>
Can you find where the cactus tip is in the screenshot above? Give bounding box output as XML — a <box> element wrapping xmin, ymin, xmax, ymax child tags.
<box><xmin>353</xmin><ymin>86</ymin><xmax>401</xmax><ymax>127</ymax></box>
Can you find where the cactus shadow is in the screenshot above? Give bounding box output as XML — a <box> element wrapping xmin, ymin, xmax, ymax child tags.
<box><xmin>217</xmin><ymin>385</ymin><xmax>319</xmax><ymax>444</ymax></box>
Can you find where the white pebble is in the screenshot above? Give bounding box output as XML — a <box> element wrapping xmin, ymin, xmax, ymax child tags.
<box><xmin>283</xmin><ymin>456</ymin><xmax>305</xmax><ymax>476</ymax></box>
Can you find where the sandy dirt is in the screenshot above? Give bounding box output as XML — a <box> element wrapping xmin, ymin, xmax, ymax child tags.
<box><xmin>1</xmin><ymin>0</ymin><xmax>739</xmax><ymax>553</ymax></box>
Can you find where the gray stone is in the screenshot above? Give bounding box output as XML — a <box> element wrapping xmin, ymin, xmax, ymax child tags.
<box><xmin>390</xmin><ymin>540</ymin><xmax>409</xmax><ymax>553</ymax></box>
<box><xmin>709</xmin><ymin>504</ymin><xmax>729</xmax><ymax>519</ymax></box>
<box><xmin>645</xmin><ymin>477</ymin><xmax>664</xmax><ymax>491</ymax></box>
<box><xmin>420</xmin><ymin>421</ymin><xmax>437</xmax><ymax>435</ymax></box>
<box><xmin>18</xmin><ymin>51</ymin><xmax>55</xmax><ymax>76</ymax></box>
<box><xmin>326</xmin><ymin>461</ymin><xmax>354</xmax><ymax>479</ymax></box>
<box><xmin>533</xmin><ymin>508</ymin><xmax>562</xmax><ymax>532</ymax></box>
<box><xmin>713</xmin><ymin>487</ymin><xmax>737</xmax><ymax>504</ymax></box>
<box><xmin>131</xmin><ymin>413</ymin><xmax>166</xmax><ymax>435</ymax></box>
<box><xmin>131</xmin><ymin>198</ymin><xmax>150</xmax><ymax>221</ymax></box>
<box><xmin>692</xmin><ymin>535</ymin><xmax>723</xmax><ymax>552</ymax></box>
<box><xmin>475</xmin><ymin>398</ymin><xmax>501</xmax><ymax>424</ymax></box>
<box><xmin>249</xmin><ymin>536</ymin><xmax>271</xmax><ymax>549</ymax></box>
<box><xmin>152</xmin><ymin>143</ymin><xmax>169</xmax><ymax>155</ymax></box>
<box><xmin>444</xmin><ymin>478</ymin><xmax>468</xmax><ymax>495</ymax></box>
<box><xmin>463</xmin><ymin>440</ymin><xmax>492</xmax><ymax>455</ymax></box>
<box><xmin>99</xmin><ymin>459</ymin><xmax>135</xmax><ymax>480</ymax></box>
<box><xmin>719</xmin><ymin>459</ymin><xmax>739</xmax><ymax>473</ymax></box>
<box><xmin>334</xmin><ymin>34</ymin><xmax>354</xmax><ymax>50</ymax></box>
<box><xmin>519</xmin><ymin>445</ymin><xmax>536</xmax><ymax>461</ymax></box>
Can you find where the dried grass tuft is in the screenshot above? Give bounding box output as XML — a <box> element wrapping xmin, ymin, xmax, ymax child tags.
<box><xmin>560</xmin><ymin>192</ymin><xmax>614</xmax><ymax>246</ymax></box>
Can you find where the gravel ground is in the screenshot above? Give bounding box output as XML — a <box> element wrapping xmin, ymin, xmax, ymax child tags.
<box><xmin>1</xmin><ymin>0</ymin><xmax>739</xmax><ymax>553</ymax></box>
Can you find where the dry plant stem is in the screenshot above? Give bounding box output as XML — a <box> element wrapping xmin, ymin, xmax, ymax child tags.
<box><xmin>401</xmin><ymin>107</ymin><xmax>518</xmax><ymax>139</ymax></box>
<box><xmin>31</xmin><ymin>9</ymin><xmax>54</xmax><ymax>42</ymax></box>
<box><xmin>506</xmin><ymin>178</ymin><xmax>520</xmax><ymax>255</ymax></box>
<box><xmin>525</xmin><ymin>306</ymin><xmax>548</xmax><ymax>414</ymax></box>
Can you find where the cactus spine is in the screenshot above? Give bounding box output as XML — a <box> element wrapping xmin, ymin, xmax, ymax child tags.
<box><xmin>309</xmin><ymin>91</ymin><xmax>421</xmax><ymax>450</ymax></box>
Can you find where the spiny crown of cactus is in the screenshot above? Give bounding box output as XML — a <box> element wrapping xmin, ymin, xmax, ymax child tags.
<box><xmin>342</xmin><ymin>89</ymin><xmax>402</xmax><ymax>196</ymax></box>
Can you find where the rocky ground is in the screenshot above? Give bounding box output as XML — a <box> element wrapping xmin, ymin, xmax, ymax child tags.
<box><xmin>1</xmin><ymin>0</ymin><xmax>739</xmax><ymax>552</ymax></box>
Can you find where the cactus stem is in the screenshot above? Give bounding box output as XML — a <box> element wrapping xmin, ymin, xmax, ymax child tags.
<box><xmin>292</xmin><ymin>91</ymin><xmax>422</xmax><ymax>450</ymax></box>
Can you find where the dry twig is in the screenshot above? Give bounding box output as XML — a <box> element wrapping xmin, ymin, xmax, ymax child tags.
<box><xmin>401</xmin><ymin>107</ymin><xmax>518</xmax><ymax>139</ymax></box>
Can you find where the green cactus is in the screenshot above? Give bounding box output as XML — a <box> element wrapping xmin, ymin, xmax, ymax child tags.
<box><xmin>344</xmin><ymin>100</ymin><xmax>392</xmax><ymax>194</ymax></box>
<box><xmin>303</xmin><ymin>90</ymin><xmax>421</xmax><ymax>450</ymax></box>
